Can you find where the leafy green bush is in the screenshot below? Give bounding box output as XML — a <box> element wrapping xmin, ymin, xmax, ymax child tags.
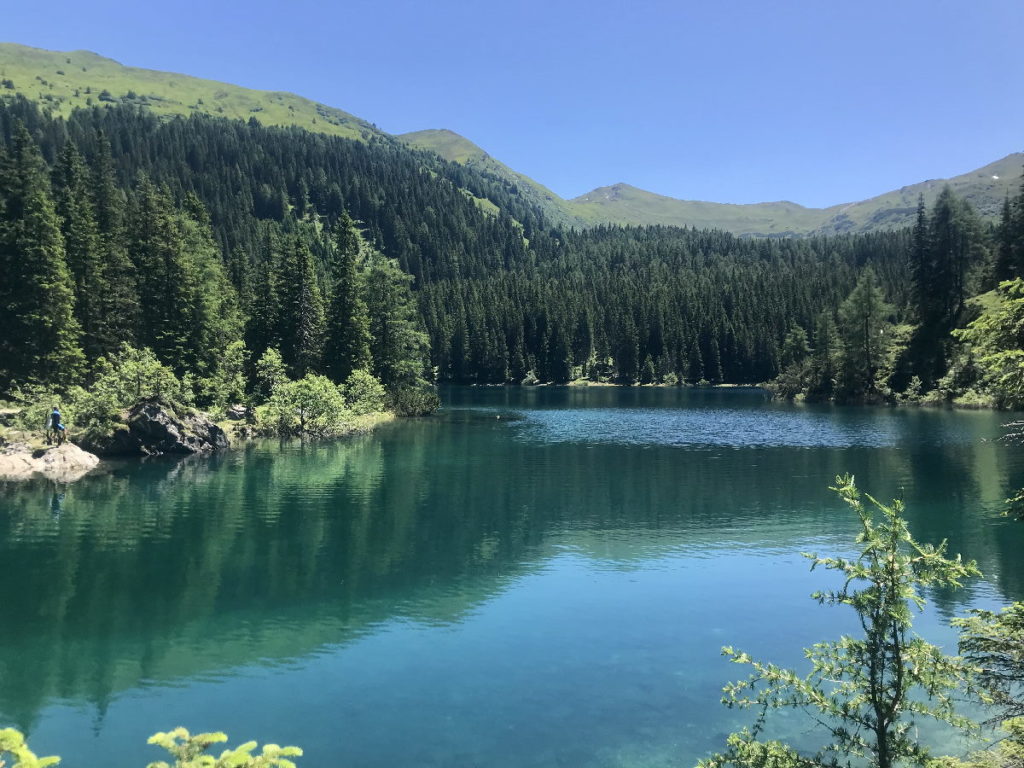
<box><xmin>147</xmin><ymin>727</ymin><xmax>302</xmax><ymax>768</ymax></box>
<box><xmin>0</xmin><ymin>727</ymin><xmax>302</xmax><ymax>768</ymax></box>
<box><xmin>342</xmin><ymin>369</ymin><xmax>387</xmax><ymax>415</ymax></box>
<box><xmin>261</xmin><ymin>373</ymin><xmax>350</xmax><ymax>436</ymax></box>
<box><xmin>9</xmin><ymin>383</ymin><xmax>74</xmax><ymax>436</ymax></box>
<box><xmin>0</xmin><ymin>727</ymin><xmax>60</xmax><ymax>767</ymax></box>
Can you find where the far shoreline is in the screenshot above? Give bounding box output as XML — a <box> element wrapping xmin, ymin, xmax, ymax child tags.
<box><xmin>440</xmin><ymin>381</ymin><xmax>1013</xmax><ymax>411</ymax></box>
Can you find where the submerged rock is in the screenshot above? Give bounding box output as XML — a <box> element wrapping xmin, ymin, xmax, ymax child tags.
<box><xmin>0</xmin><ymin>442</ymin><xmax>100</xmax><ymax>483</ymax></box>
<box><xmin>86</xmin><ymin>399</ymin><xmax>229</xmax><ymax>456</ymax></box>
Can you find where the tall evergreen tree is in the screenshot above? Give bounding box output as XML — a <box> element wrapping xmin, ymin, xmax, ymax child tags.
<box><xmin>910</xmin><ymin>195</ymin><xmax>930</xmax><ymax>317</ymax></box>
<box><xmin>0</xmin><ymin>123</ymin><xmax>84</xmax><ymax>388</ymax></box>
<box><xmin>837</xmin><ymin>267</ymin><xmax>893</xmax><ymax>398</ymax></box>
<box><xmin>323</xmin><ymin>213</ymin><xmax>372</xmax><ymax>382</ymax></box>
<box><xmin>277</xmin><ymin>230</ymin><xmax>326</xmax><ymax>377</ymax></box>
<box><xmin>90</xmin><ymin>131</ymin><xmax>139</xmax><ymax>354</ymax></box>
<box><xmin>53</xmin><ymin>141</ymin><xmax>103</xmax><ymax>362</ymax></box>
<box><xmin>930</xmin><ymin>187</ymin><xmax>983</xmax><ymax>322</ymax></box>
<box><xmin>995</xmin><ymin>195</ymin><xmax>1016</xmax><ymax>282</ymax></box>
<box><xmin>128</xmin><ymin>176</ymin><xmax>193</xmax><ymax>371</ymax></box>
<box><xmin>363</xmin><ymin>249</ymin><xmax>430</xmax><ymax>389</ymax></box>
<box><xmin>178</xmin><ymin>192</ymin><xmax>244</xmax><ymax>379</ymax></box>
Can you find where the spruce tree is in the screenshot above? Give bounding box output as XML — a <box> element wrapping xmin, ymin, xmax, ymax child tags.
<box><xmin>910</xmin><ymin>195</ymin><xmax>930</xmax><ymax>320</ymax></box>
<box><xmin>0</xmin><ymin>124</ymin><xmax>85</xmax><ymax>388</ymax></box>
<box><xmin>995</xmin><ymin>195</ymin><xmax>1016</xmax><ymax>282</ymax></box>
<box><xmin>54</xmin><ymin>141</ymin><xmax>103</xmax><ymax>362</ymax></box>
<box><xmin>837</xmin><ymin>267</ymin><xmax>893</xmax><ymax>399</ymax></box>
<box><xmin>178</xmin><ymin>192</ymin><xmax>243</xmax><ymax>380</ymax></box>
<box><xmin>362</xmin><ymin>249</ymin><xmax>430</xmax><ymax>389</ymax></box>
<box><xmin>277</xmin><ymin>231</ymin><xmax>325</xmax><ymax>377</ymax></box>
<box><xmin>245</xmin><ymin>228</ymin><xmax>283</xmax><ymax>357</ymax></box>
<box><xmin>323</xmin><ymin>213</ymin><xmax>372</xmax><ymax>383</ymax></box>
<box><xmin>128</xmin><ymin>176</ymin><xmax>192</xmax><ymax>371</ymax></box>
<box><xmin>90</xmin><ymin>132</ymin><xmax>139</xmax><ymax>354</ymax></box>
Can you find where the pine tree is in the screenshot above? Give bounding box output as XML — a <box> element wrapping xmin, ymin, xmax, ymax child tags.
<box><xmin>910</xmin><ymin>195</ymin><xmax>930</xmax><ymax>319</ymax></box>
<box><xmin>779</xmin><ymin>324</ymin><xmax>811</xmax><ymax>370</ymax></box>
<box><xmin>807</xmin><ymin>312</ymin><xmax>839</xmax><ymax>399</ymax></box>
<box><xmin>323</xmin><ymin>213</ymin><xmax>372</xmax><ymax>383</ymax></box>
<box><xmin>0</xmin><ymin>123</ymin><xmax>85</xmax><ymax>388</ymax></box>
<box><xmin>245</xmin><ymin>228</ymin><xmax>282</xmax><ymax>357</ymax></box>
<box><xmin>178</xmin><ymin>192</ymin><xmax>243</xmax><ymax>380</ymax></box>
<box><xmin>90</xmin><ymin>132</ymin><xmax>139</xmax><ymax>354</ymax></box>
<box><xmin>277</xmin><ymin>231</ymin><xmax>325</xmax><ymax>377</ymax></box>
<box><xmin>995</xmin><ymin>195</ymin><xmax>1016</xmax><ymax>281</ymax></box>
<box><xmin>906</xmin><ymin>187</ymin><xmax>988</xmax><ymax>388</ymax></box>
<box><xmin>128</xmin><ymin>176</ymin><xmax>192</xmax><ymax>371</ymax></box>
<box><xmin>930</xmin><ymin>187</ymin><xmax>981</xmax><ymax>322</ymax></box>
<box><xmin>837</xmin><ymin>267</ymin><xmax>893</xmax><ymax>399</ymax></box>
<box><xmin>362</xmin><ymin>249</ymin><xmax>430</xmax><ymax>389</ymax></box>
<box><xmin>53</xmin><ymin>141</ymin><xmax>103</xmax><ymax>362</ymax></box>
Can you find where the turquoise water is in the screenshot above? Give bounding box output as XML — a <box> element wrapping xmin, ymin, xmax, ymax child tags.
<box><xmin>2</xmin><ymin>386</ymin><xmax>1024</xmax><ymax>767</ymax></box>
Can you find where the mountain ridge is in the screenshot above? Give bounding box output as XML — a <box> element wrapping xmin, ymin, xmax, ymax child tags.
<box><xmin>2</xmin><ymin>42</ymin><xmax>1019</xmax><ymax>236</ymax></box>
<box><xmin>570</xmin><ymin>153</ymin><xmax>1023</xmax><ymax>235</ymax></box>
<box><xmin>0</xmin><ymin>42</ymin><xmax>383</xmax><ymax>142</ymax></box>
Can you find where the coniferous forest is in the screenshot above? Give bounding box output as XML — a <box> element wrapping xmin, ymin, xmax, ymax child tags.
<box><xmin>6</xmin><ymin>34</ymin><xmax>1024</xmax><ymax>768</ymax></box>
<box><xmin>1</xmin><ymin>94</ymin><xmax>1023</xmax><ymax>411</ymax></box>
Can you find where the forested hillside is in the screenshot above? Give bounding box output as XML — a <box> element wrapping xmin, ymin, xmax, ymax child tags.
<box><xmin>1</xmin><ymin>92</ymin><xmax>1021</xmax><ymax>409</ymax></box>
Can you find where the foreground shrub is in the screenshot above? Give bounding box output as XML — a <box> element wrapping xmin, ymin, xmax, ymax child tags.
<box><xmin>0</xmin><ymin>727</ymin><xmax>302</xmax><ymax>768</ymax></box>
<box><xmin>147</xmin><ymin>727</ymin><xmax>302</xmax><ymax>768</ymax></box>
<box><xmin>0</xmin><ymin>727</ymin><xmax>59</xmax><ymax>767</ymax></box>
<box><xmin>703</xmin><ymin>475</ymin><xmax>980</xmax><ymax>768</ymax></box>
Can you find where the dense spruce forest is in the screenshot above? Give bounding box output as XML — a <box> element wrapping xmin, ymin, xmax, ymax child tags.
<box><xmin>2</xmin><ymin>94</ymin><xmax>1022</xmax><ymax>410</ymax></box>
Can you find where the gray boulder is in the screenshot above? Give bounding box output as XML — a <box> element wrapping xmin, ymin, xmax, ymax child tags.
<box><xmin>87</xmin><ymin>399</ymin><xmax>229</xmax><ymax>456</ymax></box>
<box><xmin>225</xmin><ymin>403</ymin><xmax>248</xmax><ymax>421</ymax></box>
<box><xmin>0</xmin><ymin>443</ymin><xmax>100</xmax><ymax>483</ymax></box>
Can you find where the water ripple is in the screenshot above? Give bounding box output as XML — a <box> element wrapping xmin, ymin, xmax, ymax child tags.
<box><xmin>511</xmin><ymin>407</ymin><xmax>901</xmax><ymax>449</ymax></box>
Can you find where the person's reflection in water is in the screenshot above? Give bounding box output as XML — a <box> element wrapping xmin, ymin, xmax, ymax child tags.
<box><xmin>50</xmin><ymin>490</ymin><xmax>65</xmax><ymax>521</ymax></box>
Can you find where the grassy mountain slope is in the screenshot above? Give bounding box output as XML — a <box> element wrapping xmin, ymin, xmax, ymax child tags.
<box><xmin>572</xmin><ymin>154</ymin><xmax>1024</xmax><ymax>236</ymax></box>
<box><xmin>3</xmin><ymin>42</ymin><xmax>1019</xmax><ymax>237</ymax></box>
<box><xmin>399</xmin><ymin>128</ymin><xmax>581</xmax><ymax>228</ymax></box>
<box><xmin>571</xmin><ymin>184</ymin><xmax>825</xmax><ymax>235</ymax></box>
<box><xmin>0</xmin><ymin>42</ymin><xmax>381</xmax><ymax>141</ymax></box>
<box><xmin>403</xmin><ymin>126</ymin><xmax>1021</xmax><ymax>235</ymax></box>
<box><xmin>821</xmin><ymin>153</ymin><xmax>1022</xmax><ymax>232</ymax></box>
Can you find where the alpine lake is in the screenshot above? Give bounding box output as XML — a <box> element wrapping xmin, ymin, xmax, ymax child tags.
<box><xmin>2</xmin><ymin>385</ymin><xmax>1024</xmax><ymax>768</ymax></box>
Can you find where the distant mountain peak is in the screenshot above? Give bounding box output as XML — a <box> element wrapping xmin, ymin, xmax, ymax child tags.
<box><xmin>2</xmin><ymin>42</ymin><xmax>1020</xmax><ymax>237</ymax></box>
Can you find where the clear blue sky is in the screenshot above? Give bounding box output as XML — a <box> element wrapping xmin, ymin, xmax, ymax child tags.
<box><xmin>4</xmin><ymin>0</ymin><xmax>1022</xmax><ymax>207</ymax></box>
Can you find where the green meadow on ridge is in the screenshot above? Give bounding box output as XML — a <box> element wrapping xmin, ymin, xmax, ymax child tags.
<box><xmin>3</xmin><ymin>41</ymin><xmax>1019</xmax><ymax>237</ymax></box>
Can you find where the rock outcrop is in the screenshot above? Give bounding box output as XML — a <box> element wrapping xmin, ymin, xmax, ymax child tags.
<box><xmin>85</xmin><ymin>400</ymin><xmax>229</xmax><ymax>456</ymax></box>
<box><xmin>0</xmin><ymin>442</ymin><xmax>100</xmax><ymax>483</ymax></box>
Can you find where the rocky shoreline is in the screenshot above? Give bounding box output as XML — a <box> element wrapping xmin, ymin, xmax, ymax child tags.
<box><xmin>0</xmin><ymin>400</ymin><xmax>229</xmax><ymax>484</ymax></box>
<box><xmin>0</xmin><ymin>401</ymin><xmax>397</xmax><ymax>485</ymax></box>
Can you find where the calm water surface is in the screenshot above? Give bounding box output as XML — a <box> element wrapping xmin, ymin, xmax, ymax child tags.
<box><xmin>3</xmin><ymin>386</ymin><xmax>1024</xmax><ymax>767</ymax></box>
